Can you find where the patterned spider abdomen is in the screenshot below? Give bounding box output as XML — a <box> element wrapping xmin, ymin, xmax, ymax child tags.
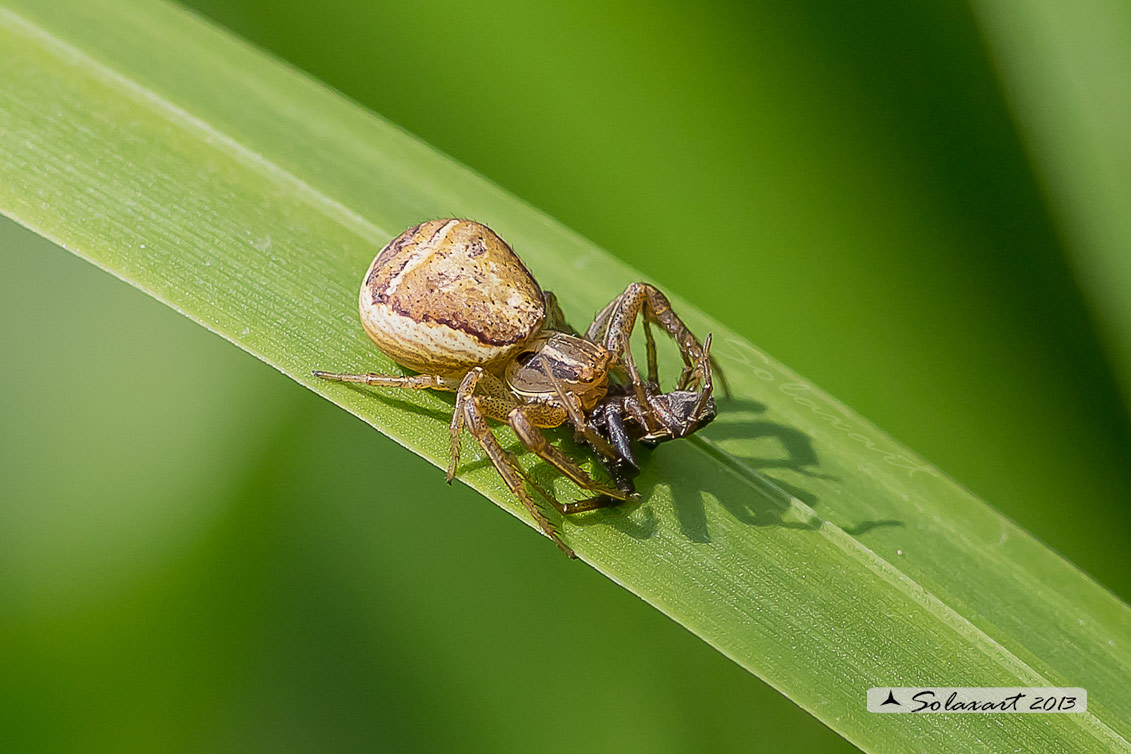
<box><xmin>358</xmin><ymin>219</ymin><xmax>546</xmax><ymax>374</ymax></box>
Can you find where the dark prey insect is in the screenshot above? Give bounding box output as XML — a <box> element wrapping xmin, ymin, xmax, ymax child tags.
<box><xmin>573</xmin><ymin>334</ymin><xmax>718</xmax><ymax>508</ymax></box>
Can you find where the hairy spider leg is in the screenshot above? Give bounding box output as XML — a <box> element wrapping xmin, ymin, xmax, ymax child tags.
<box><xmin>449</xmin><ymin>368</ymin><xmax>623</xmax><ymax>499</ymax></box>
<box><xmin>514</xmin><ymin>462</ymin><xmax>627</xmax><ymax>516</ymax></box>
<box><xmin>311</xmin><ymin>370</ymin><xmax>462</xmax><ymax>391</ymax></box>
<box><xmin>585</xmin><ymin>298</ymin><xmax>617</xmax><ymax>353</ymax></box>
<box><xmin>689</xmin><ymin>333</ymin><xmax>716</xmax><ymax>433</ymax></box>
<box><xmin>449</xmin><ymin>368</ymin><xmax>576</xmax><ymax>556</ymax></box>
<box><xmin>642</xmin><ymin>318</ymin><xmax>660</xmax><ymax>386</ymax></box>
<box><xmin>586</xmin><ymin>283</ymin><xmax>701</xmax><ymax>432</ymax></box>
<box><xmin>587</xmin><ymin>283</ymin><xmax>728</xmax><ymax>396</ymax></box>
<box><xmin>542</xmin><ymin>290</ymin><xmax>579</xmax><ymax>335</ymax></box>
<box><xmin>539</xmin><ymin>363</ymin><xmax>622</xmax><ymax>461</ymax></box>
<box><xmin>314</xmin><ymin>365</ymin><xmax>623</xmax><ymax>505</ymax></box>
<box><xmin>451</xmin><ymin>368</ymin><xmax>630</xmax><ymax>555</ymax></box>
<box><xmin>447</xmin><ymin>368</ymin><xmax>517</xmax><ymax>482</ymax></box>
<box><xmin>508</xmin><ymin>408</ymin><xmax>625</xmax><ymax>502</ymax></box>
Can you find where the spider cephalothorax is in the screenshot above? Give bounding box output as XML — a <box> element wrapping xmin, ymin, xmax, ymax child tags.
<box><xmin>313</xmin><ymin>218</ymin><xmax>720</xmax><ymax>557</ymax></box>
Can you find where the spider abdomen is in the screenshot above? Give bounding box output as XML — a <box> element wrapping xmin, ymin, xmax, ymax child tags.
<box><xmin>359</xmin><ymin>219</ymin><xmax>546</xmax><ymax>374</ymax></box>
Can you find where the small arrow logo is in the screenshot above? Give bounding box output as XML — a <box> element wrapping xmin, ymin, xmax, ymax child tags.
<box><xmin>881</xmin><ymin>690</ymin><xmax>901</xmax><ymax>706</ymax></box>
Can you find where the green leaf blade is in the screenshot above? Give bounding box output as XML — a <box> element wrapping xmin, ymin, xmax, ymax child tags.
<box><xmin>1</xmin><ymin>1</ymin><xmax>1129</xmax><ymax>751</ymax></box>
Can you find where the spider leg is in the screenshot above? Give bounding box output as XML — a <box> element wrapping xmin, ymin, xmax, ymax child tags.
<box><xmin>589</xmin><ymin>285</ymin><xmax>667</xmax><ymax>413</ymax></box>
<box><xmin>642</xmin><ymin>318</ymin><xmax>659</xmax><ymax>386</ymax></box>
<box><xmin>542</xmin><ymin>290</ymin><xmax>579</xmax><ymax>335</ymax></box>
<box><xmin>689</xmin><ymin>333</ymin><xmax>716</xmax><ymax>431</ymax></box>
<box><xmin>517</xmin><ymin>466</ymin><xmax>626</xmax><ymax>515</ymax></box>
<box><xmin>604</xmin><ymin>283</ymin><xmax>696</xmax><ymax>376</ymax></box>
<box><xmin>312</xmin><ymin>370</ymin><xmax>461</xmax><ymax>391</ymax></box>
<box><xmin>452</xmin><ymin>368</ymin><xmax>575</xmax><ymax>557</ymax></box>
<box><xmin>447</xmin><ymin>368</ymin><xmax>518</xmax><ymax>482</ymax></box>
<box><xmin>586</xmin><ymin>298</ymin><xmax>618</xmax><ymax>343</ymax></box>
<box><xmin>313</xmin><ymin>368</ymin><xmax>475</xmax><ymax>461</ymax></box>
<box><xmin>555</xmin><ymin>425</ymin><xmax>640</xmax><ymax>516</ymax></box>
<box><xmin>540</xmin><ymin>363</ymin><xmax>621</xmax><ymax>461</ymax></box>
<box><xmin>509</xmin><ymin>404</ymin><xmax>628</xmax><ymax>504</ymax></box>
<box><xmin>676</xmin><ymin>329</ymin><xmax>729</xmax><ymax>397</ymax></box>
<box><xmin>563</xmin><ymin>400</ymin><xmax>644</xmax><ymax>513</ymax></box>
<box><xmin>598</xmin><ymin>282</ymin><xmax>728</xmax><ymax>396</ymax></box>
<box><xmin>555</xmin><ymin>495</ymin><xmax>627</xmax><ymax>515</ymax></box>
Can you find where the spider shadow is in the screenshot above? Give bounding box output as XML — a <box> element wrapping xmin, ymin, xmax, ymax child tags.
<box><xmin>330</xmin><ymin>381</ymin><xmax>902</xmax><ymax>543</ymax></box>
<box><xmin>642</xmin><ymin>395</ymin><xmax>904</xmax><ymax>543</ymax></box>
<box><xmin>699</xmin><ymin>396</ymin><xmax>833</xmax><ymax>515</ymax></box>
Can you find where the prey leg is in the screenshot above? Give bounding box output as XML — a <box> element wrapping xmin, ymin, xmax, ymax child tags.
<box><xmin>509</xmin><ymin>405</ymin><xmax>628</xmax><ymax>506</ymax></box>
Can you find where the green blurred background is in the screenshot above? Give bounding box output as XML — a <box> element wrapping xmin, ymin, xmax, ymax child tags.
<box><xmin>3</xmin><ymin>1</ymin><xmax>1130</xmax><ymax>752</ymax></box>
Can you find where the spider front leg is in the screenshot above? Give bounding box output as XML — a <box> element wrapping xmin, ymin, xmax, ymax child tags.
<box><xmin>451</xmin><ymin>370</ymin><xmax>629</xmax><ymax>512</ymax></box>
<box><xmin>450</xmin><ymin>368</ymin><xmax>576</xmax><ymax>557</ymax></box>
<box><xmin>589</xmin><ymin>282</ymin><xmax>727</xmax><ymax>395</ymax></box>
<box><xmin>447</xmin><ymin>368</ymin><xmax>518</xmax><ymax>483</ymax></box>
<box><xmin>542</xmin><ymin>290</ymin><xmax>579</xmax><ymax>335</ymax></box>
<box><xmin>507</xmin><ymin>403</ymin><xmax>629</xmax><ymax>506</ymax></box>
